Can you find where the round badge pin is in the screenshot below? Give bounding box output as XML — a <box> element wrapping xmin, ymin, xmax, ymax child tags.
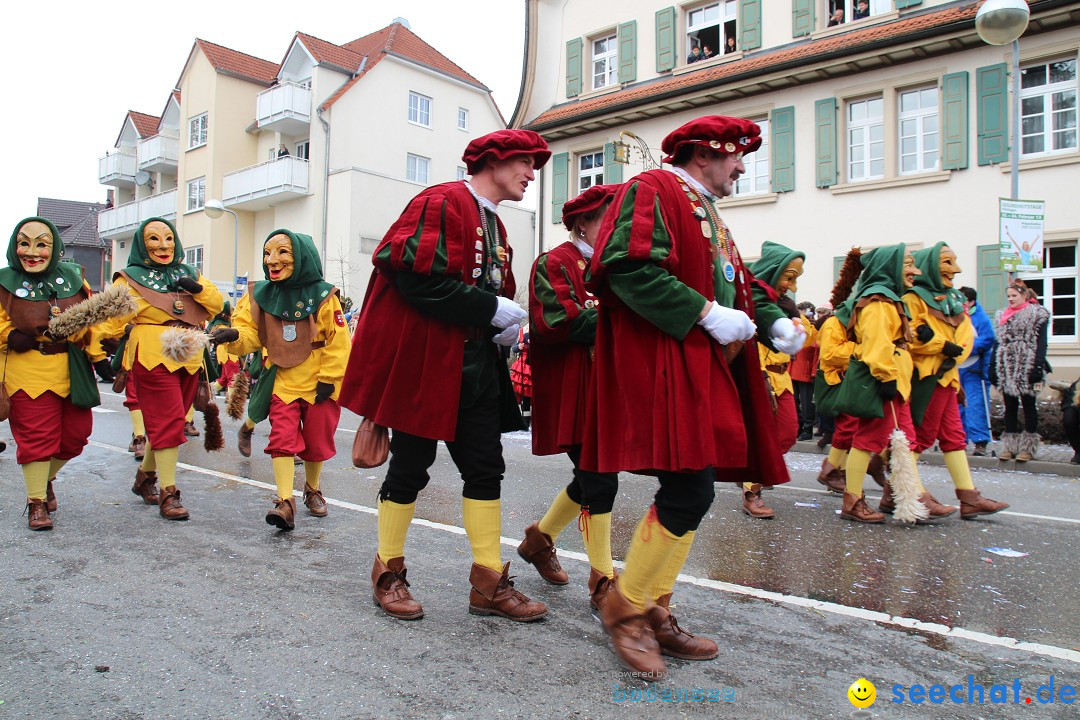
<box><xmin>701</xmin><ymin>220</ymin><xmax>712</xmax><ymax>237</ymax></box>
<box><xmin>15</xmin><ymin>288</ymin><xmax>28</xmax><ymax>298</ymax></box>
<box><xmin>725</xmin><ymin>142</ymin><xmax>736</xmax><ymax>153</ymax></box>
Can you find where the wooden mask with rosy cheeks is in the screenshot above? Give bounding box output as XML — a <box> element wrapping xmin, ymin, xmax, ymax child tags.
<box><xmin>776</xmin><ymin>257</ymin><xmax>803</xmax><ymax>295</ymax></box>
<box><xmin>144</xmin><ymin>220</ymin><xmax>175</xmax><ymax>266</ymax></box>
<box><xmin>15</xmin><ymin>220</ymin><xmax>53</xmax><ymax>274</ymax></box>
<box><xmin>903</xmin><ymin>251</ymin><xmax>922</xmax><ymax>288</ymax></box>
<box><xmin>264</xmin><ymin>234</ymin><xmax>294</xmax><ymax>282</ymax></box>
<box><xmin>938</xmin><ymin>248</ymin><xmax>961</xmax><ymax>288</ymax></box>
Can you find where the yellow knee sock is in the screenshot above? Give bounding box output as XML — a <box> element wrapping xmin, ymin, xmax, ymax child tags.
<box><xmin>619</xmin><ymin>510</ymin><xmax>680</xmax><ymax>611</ymax></box>
<box><xmin>462</xmin><ymin>497</ymin><xmax>502</xmax><ymax>572</ymax></box>
<box><xmin>651</xmin><ymin>529</ymin><xmax>695</xmax><ymax>601</ymax></box>
<box><xmin>827</xmin><ymin>446</ymin><xmax>848</xmax><ymax>468</ymax></box>
<box><xmin>140</xmin><ymin>444</ymin><xmax>157</xmax><ymax>473</ymax></box>
<box><xmin>537</xmin><ymin>488</ymin><xmax>580</xmax><ymax>540</ymax></box>
<box><xmin>48</xmin><ymin>458</ymin><xmax>69</xmax><ymax>480</ymax></box>
<box><xmin>154</xmin><ymin>447</ymin><xmax>179</xmax><ymax>489</ymax></box>
<box><xmin>845</xmin><ymin>449</ymin><xmax>871</xmax><ymax>496</ymax></box>
<box><xmin>185</xmin><ymin>406</ymin><xmax>195</xmax><ymax>423</ymax></box>
<box><xmin>23</xmin><ymin>461</ymin><xmax>51</xmax><ymax>501</ymax></box>
<box><xmin>377</xmin><ymin>498</ymin><xmax>416</xmax><ymax>561</ymax></box>
<box><xmin>580</xmin><ymin>510</ymin><xmax>614</xmax><ymax>579</ymax></box>
<box><xmin>304</xmin><ymin>461</ymin><xmax>322</xmax><ymax>491</ymax></box>
<box><xmin>273</xmin><ymin>457</ymin><xmax>295</xmax><ymax>499</ymax></box>
<box><xmin>243</xmin><ymin>417</ymin><xmax>256</xmax><ymax>431</ymax></box>
<box><xmin>943</xmin><ymin>450</ymin><xmax>975</xmax><ymax>490</ymax></box>
<box><xmin>742</xmin><ymin>481</ymin><xmax>754</xmax><ymax>491</ymax></box>
<box><xmin>130</xmin><ymin>409</ymin><xmax>145</xmax><ymax>437</ymax></box>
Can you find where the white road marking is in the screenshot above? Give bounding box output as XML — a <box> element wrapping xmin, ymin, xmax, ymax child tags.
<box><xmin>90</xmin><ymin>408</ymin><xmax>117</xmax><ymax>414</ymax></box>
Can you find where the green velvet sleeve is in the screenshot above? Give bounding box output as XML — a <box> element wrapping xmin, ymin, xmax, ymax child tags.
<box><xmin>751</xmin><ymin>285</ymin><xmax>787</xmax><ymax>351</ymax></box>
<box><xmin>394</xmin><ymin>272</ymin><xmax>498</xmax><ymax>327</ymax></box>
<box><xmin>566</xmin><ymin>307</ymin><xmax>597</xmax><ymax>344</ymax></box>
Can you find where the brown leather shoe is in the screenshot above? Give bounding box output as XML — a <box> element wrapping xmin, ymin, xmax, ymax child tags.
<box><xmin>158</xmin><ymin>485</ymin><xmax>190</xmax><ymax>521</ymax></box>
<box><xmin>646</xmin><ymin>594</ymin><xmax>718</xmax><ymax>660</ymax></box>
<box><xmin>599</xmin><ymin>581</ymin><xmax>665</xmax><ymax>679</ymax></box>
<box><xmin>840</xmin><ymin>491</ymin><xmax>885</xmax><ymax>523</ymax></box>
<box><xmin>956</xmin><ymin>488</ymin><xmax>1009</xmax><ymax>519</ymax></box>
<box><xmin>372</xmin><ymin>555</ymin><xmax>424</xmax><ymax>620</ymax></box>
<box><xmin>517</xmin><ymin>522</ymin><xmax>569</xmax><ymax>585</ymax></box>
<box><xmin>237</xmin><ymin>426</ymin><xmax>253</xmax><ymax>457</ymax></box>
<box><xmin>265</xmin><ymin>497</ymin><xmax>296</xmax><ymax>531</ymax></box>
<box><xmin>878</xmin><ymin>480</ymin><xmax>895</xmax><ymax>514</ymax></box>
<box><xmin>918</xmin><ymin>492</ymin><xmax>958</xmax><ymax>519</ymax></box>
<box><xmin>816</xmin><ymin>459</ymin><xmax>845</xmax><ymax>494</ymax></box>
<box><xmin>131</xmin><ymin>435</ymin><xmax>146</xmax><ymax>461</ymax></box>
<box><xmin>46</xmin><ymin>479</ymin><xmax>58</xmax><ymax>513</ymax></box>
<box><xmin>468</xmin><ymin>562</ymin><xmax>548</xmax><ymax>622</ymax></box>
<box><xmin>588</xmin><ymin>567</ymin><xmax>616</xmax><ymax>612</ymax></box>
<box><xmin>26</xmin><ymin>499</ymin><xmax>53</xmax><ymax>531</ymax></box>
<box><xmin>742</xmin><ymin>484</ymin><xmax>775</xmax><ymax>519</ymax></box>
<box><xmin>184</xmin><ymin>421</ymin><xmax>200</xmax><ymax>437</ymax></box>
<box><xmin>867</xmin><ymin>453</ymin><xmax>887</xmax><ymax>487</ymax></box>
<box><xmin>131</xmin><ymin>468</ymin><xmax>160</xmax><ymax>505</ymax></box>
<box><xmin>303</xmin><ymin>485</ymin><xmax>328</xmax><ymax>517</ymax></box>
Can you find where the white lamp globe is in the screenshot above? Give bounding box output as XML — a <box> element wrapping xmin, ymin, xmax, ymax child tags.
<box><xmin>975</xmin><ymin>0</ymin><xmax>1030</xmax><ymax>46</ymax></box>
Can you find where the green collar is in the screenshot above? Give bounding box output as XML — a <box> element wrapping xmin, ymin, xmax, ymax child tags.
<box><xmin>0</xmin><ymin>217</ymin><xmax>83</xmax><ymax>300</ymax></box>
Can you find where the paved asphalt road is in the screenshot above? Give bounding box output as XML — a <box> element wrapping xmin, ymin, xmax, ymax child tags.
<box><xmin>1</xmin><ymin>387</ymin><xmax>1077</xmax><ymax>719</ymax></box>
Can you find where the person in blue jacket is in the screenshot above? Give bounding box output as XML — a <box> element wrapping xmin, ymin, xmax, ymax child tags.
<box><xmin>958</xmin><ymin>287</ymin><xmax>995</xmax><ymax>455</ymax></box>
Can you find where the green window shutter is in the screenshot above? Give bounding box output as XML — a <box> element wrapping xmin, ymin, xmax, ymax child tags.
<box><xmin>977</xmin><ymin>243</ymin><xmax>1006</xmax><ymax>314</ymax></box>
<box><xmin>551</xmin><ymin>152</ymin><xmax>569</xmax><ymax>224</ymax></box>
<box><xmin>740</xmin><ymin>0</ymin><xmax>762</xmax><ymax>51</ymax></box>
<box><xmin>942</xmin><ymin>71</ymin><xmax>969</xmax><ymax>171</ymax></box>
<box><xmin>566</xmin><ymin>39</ymin><xmax>583</xmax><ymax>98</ymax></box>
<box><xmin>833</xmin><ymin>255</ymin><xmax>845</xmax><ymax>284</ymax></box>
<box><xmin>792</xmin><ymin>0</ymin><xmax>815</xmax><ymax>38</ymax></box>
<box><xmin>896</xmin><ymin>0</ymin><xmax>922</xmax><ymax>8</ymax></box>
<box><xmin>604</xmin><ymin>143</ymin><xmax>623</xmax><ymax>184</ymax></box>
<box><xmin>618</xmin><ymin>21</ymin><xmax>637</xmax><ymax>84</ymax></box>
<box><xmin>771</xmin><ymin>106</ymin><xmax>795</xmax><ymax>193</ymax></box>
<box><xmin>815</xmin><ymin>98</ymin><xmax>838</xmax><ymax>188</ymax></box>
<box><xmin>655</xmin><ymin>7</ymin><xmax>676</xmax><ymax>72</ymax></box>
<box><xmin>976</xmin><ymin>63</ymin><xmax>1008</xmax><ymax>166</ymax></box>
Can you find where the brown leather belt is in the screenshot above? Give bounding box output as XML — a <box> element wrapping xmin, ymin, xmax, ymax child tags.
<box><xmin>38</xmin><ymin>341</ymin><xmax>69</xmax><ymax>355</ymax></box>
<box><xmin>765</xmin><ymin>363</ymin><xmax>789</xmax><ymax>373</ymax></box>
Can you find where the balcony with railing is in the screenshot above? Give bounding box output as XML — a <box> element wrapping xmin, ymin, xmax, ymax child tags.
<box><xmin>98</xmin><ymin>152</ymin><xmax>137</xmax><ymax>187</ymax></box>
<box><xmin>97</xmin><ymin>189</ymin><xmax>178</xmax><ymax>240</ymax></box>
<box><xmin>256</xmin><ymin>81</ymin><xmax>311</xmax><ymax>135</ymax></box>
<box><xmin>222</xmin><ymin>156</ymin><xmax>309</xmax><ymax>211</ymax></box>
<box><xmin>137</xmin><ymin>133</ymin><xmax>179</xmax><ymax>174</ymax></box>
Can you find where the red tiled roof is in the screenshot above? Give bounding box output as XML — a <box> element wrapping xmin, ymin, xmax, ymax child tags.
<box><xmin>128</xmin><ymin>111</ymin><xmax>160</xmax><ymax>137</ymax></box>
<box><xmin>296</xmin><ymin>32</ymin><xmax>364</xmax><ymax>73</ymax></box>
<box><xmin>527</xmin><ymin>2</ymin><xmax>978</xmax><ymax>130</ymax></box>
<box><xmin>195</xmin><ymin>38</ymin><xmax>278</xmax><ymax>86</ymax></box>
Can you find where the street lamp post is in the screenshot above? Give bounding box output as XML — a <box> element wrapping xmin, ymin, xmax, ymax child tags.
<box><xmin>204</xmin><ymin>199</ymin><xmax>240</xmax><ymax>299</ymax></box>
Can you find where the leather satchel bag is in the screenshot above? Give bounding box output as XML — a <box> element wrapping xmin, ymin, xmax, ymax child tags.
<box><xmin>194</xmin><ymin>373</ymin><xmax>212</xmax><ymax>412</ymax></box>
<box><xmin>112</xmin><ymin>368</ymin><xmax>128</xmax><ymax>394</ymax></box>
<box><xmin>352</xmin><ymin>418</ymin><xmax>389</xmax><ymax>468</ymax></box>
<box><xmin>0</xmin><ymin>360</ymin><xmax>9</xmax><ymax>421</ymax></box>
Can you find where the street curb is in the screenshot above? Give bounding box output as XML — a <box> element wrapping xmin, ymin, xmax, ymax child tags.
<box><xmin>792</xmin><ymin>441</ymin><xmax>1080</xmax><ymax>478</ymax></box>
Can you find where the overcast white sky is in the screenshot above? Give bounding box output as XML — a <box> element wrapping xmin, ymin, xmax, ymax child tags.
<box><xmin>0</xmin><ymin>0</ymin><xmax>526</xmax><ymax>243</ymax></box>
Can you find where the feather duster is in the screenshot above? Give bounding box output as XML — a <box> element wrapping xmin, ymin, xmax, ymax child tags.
<box><xmin>225</xmin><ymin>370</ymin><xmax>249</xmax><ymax>420</ymax></box>
<box><xmin>48</xmin><ymin>283</ymin><xmax>137</xmax><ymax>339</ymax></box>
<box><xmin>887</xmin><ymin>428</ymin><xmax>929</xmax><ymax>524</ymax></box>
<box><xmin>160</xmin><ymin>327</ymin><xmax>209</xmax><ymax>364</ymax></box>
<box><xmin>203</xmin><ymin>401</ymin><xmax>224</xmax><ymax>451</ymax></box>
<box><xmin>829</xmin><ymin>247</ymin><xmax>863</xmax><ymax>310</ymax></box>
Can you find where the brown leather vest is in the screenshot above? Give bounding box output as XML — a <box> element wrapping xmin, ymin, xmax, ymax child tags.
<box><xmin>249</xmin><ymin>283</ymin><xmax>336</xmax><ymax>369</ymax></box>
<box><xmin>0</xmin><ymin>284</ymin><xmax>90</xmax><ymax>336</ymax></box>
<box><xmin>118</xmin><ymin>270</ymin><xmax>210</xmax><ymax>327</ymax></box>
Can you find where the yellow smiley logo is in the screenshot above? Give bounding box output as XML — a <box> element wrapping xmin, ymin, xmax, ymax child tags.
<box><xmin>848</xmin><ymin>678</ymin><xmax>876</xmax><ymax>708</ymax></box>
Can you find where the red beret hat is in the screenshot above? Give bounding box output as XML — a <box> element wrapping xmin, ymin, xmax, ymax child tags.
<box><xmin>462</xmin><ymin>129</ymin><xmax>552</xmax><ymax>175</ymax></box>
<box><xmin>661</xmin><ymin>115</ymin><xmax>762</xmax><ymax>164</ymax></box>
<box><xmin>562</xmin><ymin>184</ymin><xmax>619</xmax><ymax>231</ymax></box>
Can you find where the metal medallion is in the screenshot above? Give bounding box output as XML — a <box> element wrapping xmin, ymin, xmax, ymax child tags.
<box><xmin>491</xmin><ymin>267</ymin><xmax>502</xmax><ymax>290</ymax></box>
<box><xmin>724</xmin><ymin>261</ymin><xmax>736</xmax><ymax>283</ymax></box>
<box><xmin>577</xmin><ymin>259</ymin><xmax>586</xmax><ymax>270</ymax></box>
<box><xmin>15</xmin><ymin>288</ymin><xmax>27</xmax><ymax>298</ymax></box>
<box><xmin>701</xmin><ymin>220</ymin><xmax>712</xmax><ymax>238</ymax></box>
<box><xmin>282</xmin><ymin>323</ymin><xmax>297</xmax><ymax>342</ymax></box>
<box><xmin>725</xmin><ymin>142</ymin><xmax>736</xmax><ymax>153</ymax></box>
<box><xmin>476</xmin><ymin>227</ymin><xmax>484</xmax><ymax>236</ymax></box>
<box><xmin>172</xmin><ymin>299</ymin><xmax>185</xmax><ymax>315</ymax></box>
<box><xmin>50</xmin><ymin>305</ymin><xmax>62</xmax><ymax>317</ymax></box>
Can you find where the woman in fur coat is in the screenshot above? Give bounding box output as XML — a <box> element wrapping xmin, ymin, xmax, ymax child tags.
<box><xmin>991</xmin><ymin>281</ymin><xmax>1050</xmax><ymax>461</ymax></box>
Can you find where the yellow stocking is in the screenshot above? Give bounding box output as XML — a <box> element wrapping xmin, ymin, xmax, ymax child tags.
<box><xmin>304</xmin><ymin>461</ymin><xmax>322</xmax><ymax>491</ymax></box>
<box><xmin>943</xmin><ymin>450</ymin><xmax>975</xmax><ymax>490</ymax></box>
<box><xmin>377</xmin><ymin>498</ymin><xmax>416</xmax><ymax>561</ymax></box>
<box><xmin>827</xmin><ymin>446</ymin><xmax>848</xmax><ymax>469</ymax></box>
<box><xmin>462</xmin><ymin>498</ymin><xmax>502</xmax><ymax>572</ymax></box>
<box><xmin>742</xmin><ymin>481</ymin><xmax>755</xmax><ymax>491</ymax></box>
<box><xmin>537</xmin><ymin>488</ymin><xmax>580</xmax><ymax>541</ymax></box>
<box><xmin>272</xmin><ymin>457</ymin><xmax>295</xmax><ymax>500</ymax></box>
<box><xmin>243</xmin><ymin>417</ymin><xmax>256</xmax><ymax>431</ymax></box>
<box><xmin>619</xmin><ymin>509</ymin><xmax>680</xmax><ymax>611</ymax></box>
<box><xmin>652</xmin><ymin>529</ymin><xmax>695</xmax><ymax>601</ymax></box>
<box><xmin>154</xmin><ymin>447</ymin><xmax>179</xmax><ymax>489</ymax></box>
<box><xmin>580</xmin><ymin>511</ymin><xmax>614</xmax><ymax>579</ymax></box>
<box><xmin>185</xmin><ymin>406</ymin><xmax>195</xmax><ymax>423</ymax></box>
<box><xmin>130</xmin><ymin>409</ymin><xmax>146</xmax><ymax>437</ymax></box>
<box><xmin>845</xmin><ymin>449</ymin><xmax>871</xmax><ymax>496</ymax></box>
<box><xmin>23</xmin><ymin>461</ymin><xmax>51</xmax><ymax>501</ymax></box>
<box><xmin>140</xmin><ymin>443</ymin><xmax>157</xmax><ymax>473</ymax></box>
<box><xmin>48</xmin><ymin>458</ymin><xmax>69</xmax><ymax>480</ymax></box>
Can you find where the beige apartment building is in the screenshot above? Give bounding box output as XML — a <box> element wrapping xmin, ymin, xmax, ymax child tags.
<box><xmin>97</xmin><ymin>21</ymin><xmax>534</xmax><ymax>307</ymax></box>
<box><xmin>512</xmin><ymin>0</ymin><xmax>1080</xmax><ymax>372</ymax></box>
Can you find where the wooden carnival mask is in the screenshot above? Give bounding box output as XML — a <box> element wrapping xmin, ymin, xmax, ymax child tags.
<box><xmin>264</xmin><ymin>233</ymin><xmax>294</xmax><ymax>282</ymax></box>
<box><xmin>776</xmin><ymin>257</ymin><xmax>803</xmax><ymax>295</ymax></box>
<box><xmin>144</xmin><ymin>220</ymin><xmax>175</xmax><ymax>266</ymax></box>
<box><xmin>15</xmin><ymin>220</ymin><xmax>53</xmax><ymax>273</ymax></box>
<box><xmin>903</xmin><ymin>251</ymin><xmax>922</xmax><ymax>288</ymax></box>
<box><xmin>939</xmin><ymin>248</ymin><xmax>961</xmax><ymax>288</ymax></box>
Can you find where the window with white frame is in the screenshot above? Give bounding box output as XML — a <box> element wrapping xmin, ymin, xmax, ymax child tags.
<box><xmin>577</xmin><ymin>150</ymin><xmax>605</xmax><ymax>193</ymax></box>
<box><xmin>184</xmin><ymin>246</ymin><xmax>204</xmax><ymax>275</ymax></box>
<box><xmin>406</xmin><ymin>153</ymin><xmax>430</xmax><ymax>184</ymax></box>
<box><xmin>295</xmin><ymin>140</ymin><xmax>310</xmax><ymax>160</ymax></box>
<box><xmin>686</xmin><ymin>1</ymin><xmax>736</xmax><ymax>62</ymax></box>
<box><xmin>1019</xmin><ymin>58</ymin><xmax>1077</xmax><ymax>158</ymax></box>
<box><xmin>823</xmin><ymin>0</ymin><xmax>889</xmax><ymax>28</ymax></box>
<box><xmin>186</xmin><ymin>177</ymin><xmax>205</xmax><ymax>212</ymax></box>
<box><xmin>591</xmin><ymin>33</ymin><xmax>618</xmax><ymax>90</ymax></box>
<box><xmin>1018</xmin><ymin>244</ymin><xmax>1077</xmax><ymax>342</ymax></box>
<box><xmin>188</xmin><ymin>113</ymin><xmax>208</xmax><ymax>149</ymax></box>
<box><xmin>898</xmin><ymin>86</ymin><xmax>939</xmax><ymax>175</ymax></box>
<box><xmin>408</xmin><ymin>92</ymin><xmax>431</xmax><ymax>127</ymax></box>
<box><xmin>847</xmin><ymin>96</ymin><xmax>884</xmax><ymax>181</ymax></box>
<box><xmin>735</xmin><ymin>118</ymin><xmax>770</xmax><ymax>196</ymax></box>
<box><xmin>457</xmin><ymin>108</ymin><xmax>469</xmax><ymax>131</ymax></box>
<box><xmin>456</xmin><ymin>166</ymin><xmax>467</xmax><ymax>181</ymax></box>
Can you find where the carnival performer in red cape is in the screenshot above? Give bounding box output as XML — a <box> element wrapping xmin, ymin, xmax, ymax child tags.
<box><xmin>515</xmin><ymin>184</ymin><xmax>623</xmax><ymax>614</ymax></box>
<box><xmin>582</xmin><ymin>116</ymin><xmax>796</xmax><ymax>678</ymax></box>
<box><xmin>340</xmin><ymin>130</ymin><xmax>550</xmax><ymax>622</ymax></box>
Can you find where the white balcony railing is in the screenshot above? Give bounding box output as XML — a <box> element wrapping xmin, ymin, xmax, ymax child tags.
<box><xmin>137</xmin><ymin>133</ymin><xmax>179</xmax><ymax>173</ymax></box>
<box><xmin>98</xmin><ymin>152</ymin><xmax>137</xmax><ymax>187</ymax></box>
<box><xmin>256</xmin><ymin>81</ymin><xmax>311</xmax><ymax>134</ymax></box>
<box><xmin>97</xmin><ymin>189</ymin><xmax>178</xmax><ymax>240</ymax></box>
<box><xmin>222</xmin><ymin>156</ymin><xmax>309</xmax><ymax>211</ymax></box>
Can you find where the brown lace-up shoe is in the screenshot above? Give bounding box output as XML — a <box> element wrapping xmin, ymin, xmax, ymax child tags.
<box><xmin>816</xmin><ymin>459</ymin><xmax>845</xmax><ymax>494</ymax></box>
<box><xmin>589</xmin><ymin>568</ymin><xmax>616</xmax><ymax>613</ymax></box>
<box><xmin>956</xmin><ymin>488</ymin><xmax>1009</xmax><ymax>519</ymax></box>
<box><xmin>46</xmin><ymin>479</ymin><xmax>58</xmax><ymax>513</ymax></box>
<box><xmin>599</xmin><ymin>581</ymin><xmax>665</xmax><ymax>679</ymax></box>
<box><xmin>131</xmin><ymin>435</ymin><xmax>146</xmax><ymax>461</ymax></box>
<box><xmin>237</xmin><ymin>426</ymin><xmax>253</xmax><ymax>457</ymax></box>
<box><xmin>878</xmin><ymin>480</ymin><xmax>895</xmax><ymax>514</ymax></box>
<box><xmin>468</xmin><ymin>562</ymin><xmax>548</xmax><ymax>622</ymax></box>
<box><xmin>867</xmin><ymin>453</ymin><xmax>887</xmax><ymax>487</ymax></box>
<box><xmin>132</xmin><ymin>468</ymin><xmax>160</xmax><ymax>505</ymax></box>
<box><xmin>372</xmin><ymin>555</ymin><xmax>424</xmax><ymax>620</ymax></box>
<box><xmin>184</xmin><ymin>421</ymin><xmax>200</xmax><ymax>437</ymax></box>
<box><xmin>26</xmin><ymin>499</ymin><xmax>53</xmax><ymax>531</ymax></box>
<box><xmin>840</xmin><ymin>491</ymin><xmax>885</xmax><ymax>523</ymax></box>
<box><xmin>158</xmin><ymin>485</ymin><xmax>190</xmax><ymax>521</ymax></box>
<box><xmin>918</xmin><ymin>492</ymin><xmax>958</xmax><ymax>519</ymax></box>
<box><xmin>303</xmin><ymin>485</ymin><xmax>328</xmax><ymax>517</ymax></box>
<box><xmin>742</xmin><ymin>484</ymin><xmax>775</xmax><ymax>519</ymax></box>
<box><xmin>517</xmin><ymin>522</ymin><xmax>569</xmax><ymax>585</ymax></box>
<box><xmin>646</xmin><ymin>594</ymin><xmax>719</xmax><ymax>660</ymax></box>
<box><xmin>265</xmin><ymin>497</ymin><xmax>296</xmax><ymax>531</ymax></box>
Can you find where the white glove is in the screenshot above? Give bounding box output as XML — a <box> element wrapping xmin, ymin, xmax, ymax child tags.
<box><xmin>770</xmin><ymin>317</ymin><xmax>806</xmax><ymax>355</ymax></box>
<box><xmin>491</xmin><ymin>296</ymin><xmax>527</xmax><ymax>329</ymax></box>
<box><xmin>697</xmin><ymin>303</ymin><xmax>756</xmax><ymax>344</ymax></box>
<box><xmin>493</xmin><ymin>325</ymin><xmax>519</xmax><ymax>347</ymax></box>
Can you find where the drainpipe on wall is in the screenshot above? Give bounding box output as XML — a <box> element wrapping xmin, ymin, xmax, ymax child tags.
<box><xmin>316</xmin><ymin>105</ymin><xmax>332</xmax><ymax>274</ymax></box>
<box><xmin>537</xmin><ymin>165</ymin><xmax>545</xmax><ymax>254</ymax></box>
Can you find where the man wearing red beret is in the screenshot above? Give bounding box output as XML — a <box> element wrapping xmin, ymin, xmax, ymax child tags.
<box><xmin>583</xmin><ymin>115</ymin><xmax>802</xmax><ymax>678</ymax></box>
<box><xmin>340</xmin><ymin>129</ymin><xmax>551</xmax><ymax>623</ymax></box>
